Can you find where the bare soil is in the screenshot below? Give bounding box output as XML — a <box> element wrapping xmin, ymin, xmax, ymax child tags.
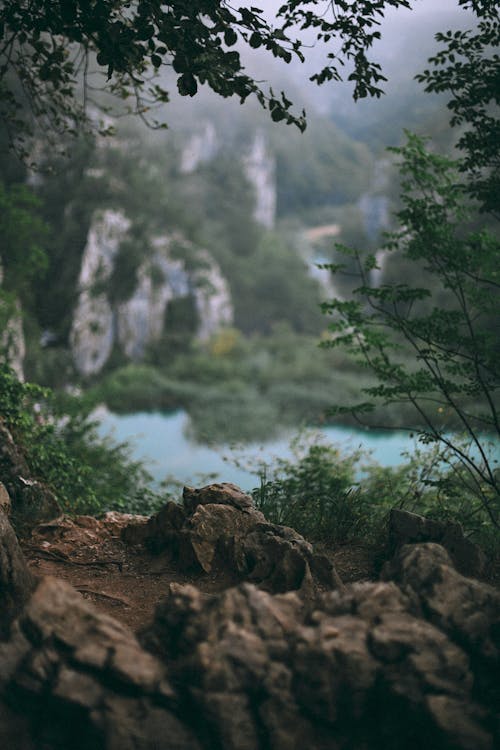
<box><xmin>21</xmin><ymin>513</ymin><xmax>377</xmax><ymax>632</ymax></box>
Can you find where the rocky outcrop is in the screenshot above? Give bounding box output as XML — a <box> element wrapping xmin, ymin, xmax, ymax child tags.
<box><xmin>179</xmin><ymin>121</ymin><xmax>218</xmax><ymax>174</ymax></box>
<box><xmin>70</xmin><ymin>210</ymin><xmax>130</xmax><ymax>376</ymax></box>
<box><xmin>0</xmin><ymin>576</ymin><xmax>201</xmax><ymax>750</ymax></box>
<box><xmin>0</xmin><ymin>509</ymin><xmax>36</xmax><ymax>637</ymax></box>
<box><xmin>389</xmin><ymin>508</ymin><xmax>486</xmax><ymax>577</ymax></box>
<box><xmin>243</xmin><ymin>131</ymin><xmax>276</xmax><ymax>229</ymax></box>
<box><xmin>0</xmin><ymin>422</ymin><xmax>60</xmax><ymax>525</ymax></box>
<box><xmin>70</xmin><ymin>214</ymin><xmax>233</xmax><ymax>375</ymax></box>
<box><xmin>0</xmin><ymin>295</ymin><xmax>25</xmax><ymax>380</ymax></box>
<box><xmin>142</xmin><ymin>568</ymin><xmax>499</xmax><ymax>750</ymax></box>
<box><xmin>179</xmin><ymin>123</ymin><xmax>277</xmax><ymax>229</ymax></box>
<box><xmin>123</xmin><ymin>483</ymin><xmax>342</xmax><ymax>593</ymax></box>
<box><xmin>0</xmin><ymin>495</ymin><xmax>499</xmax><ymax>750</ymax></box>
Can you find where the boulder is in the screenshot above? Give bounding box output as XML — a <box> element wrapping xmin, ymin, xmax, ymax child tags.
<box><xmin>182</xmin><ymin>482</ymin><xmax>258</xmax><ymax>514</ymax></box>
<box><xmin>0</xmin><ymin>577</ymin><xmax>201</xmax><ymax>750</ymax></box>
<box><xmin>123</xmin><ymin>483</ymin><xmax>342</xmax><ymax>594</ymax></box>
<box><xmin>0</xmin><ymin>509</ymin><xmax>36</xmax><ymax>637</ymax></box>
<box><xmin>142</xmin><ymin>557</ymin><xmax>498</xmax><ymax>750</ymax></box>
<box><xmin>0</xmin><ymin>481</ymin><xmax>11</xmax><ymax>515</ymax></box>
<box><xmin>389</xmin><ymin>508</ymin><xmax>486</xmax><ymax>577</ymax></box>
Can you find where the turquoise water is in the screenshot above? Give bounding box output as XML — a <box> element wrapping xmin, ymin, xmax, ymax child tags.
<box><xmin>95</xmin><ymin>407</ymin><xmax>425</xmax><ymax>492</ymax></box>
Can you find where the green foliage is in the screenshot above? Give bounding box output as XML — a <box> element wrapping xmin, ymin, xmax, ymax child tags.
<box><xmin>0</xmin><ymin>1</ymin><xmax>422</xmax><ymax>157</ymax></box>
<box><xmin>89</xmin><ymin>332</ymin><xmax>366</xmax><ymax>442</ymax></box>
<box><xmin>273</xmin><ymin>120</ymin><xmax>372</xmax><ymax>216</ymax></box>
<box><xmin>0</xmin><ymin>364</ymin><xmax>166</xmax><ymax>516</ymax></box>
<box><xmin>416</xmin><ymin>2</ymin><xmax>500</xmax><ymax>214</ymax></box>
<box><xmin>322</xmin><ymin>132</ymin><xmax>500</xmax><ymax>527</ymax></box>
<box><xmin>248</xmin><ymin>435</ymin><xmax>382</xmax><ymax>544</ymax></box>
<box><xmin>0</xmin><ymin>181</ymin><xmax>48</xmax><ymax>303</ymax></box>
<box><xmin>246</xmin><ymin>432</ymin><xmax>500</xmax><ymax>550</ymax></box>
<box><xmin>89</xmin><ymin>364</ymin><xmax>199</xmax><ymax>414</ymax></box>
<box><xmin>225</xmin><ymin>233</ymin><xmax>325</xmax><ymax>335</ymax></box>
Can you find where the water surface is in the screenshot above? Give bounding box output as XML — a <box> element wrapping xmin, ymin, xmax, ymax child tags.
<box><xmin>95</xmin><ymin>407</ymin><xmax>422</xmax><ymax>492</ymax></box>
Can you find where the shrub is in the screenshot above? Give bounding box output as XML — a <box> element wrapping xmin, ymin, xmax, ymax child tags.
<box><xmin>0</xmin><ymin>365</ymin><xmax>167</xmax><ymax>517</ymax></box>
<box><xmin>248</xmin><ymin>434</ymin><xmax>381</xmax><ymax>544</ymax></box>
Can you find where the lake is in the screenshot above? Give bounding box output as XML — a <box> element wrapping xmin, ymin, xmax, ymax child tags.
<box><xmin>95</xmin><ymin>407</ymin><xmax>426</xmax><ymax>492</ymax></box>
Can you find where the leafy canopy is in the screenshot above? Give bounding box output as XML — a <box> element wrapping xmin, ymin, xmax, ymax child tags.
<box><xmin>0</xmin><ymin>0</ymin><xmax>413</xmax><ymax>156</ymax></box>
<box><xmin>322</xmin><ymin>138</ymin><xmax>500</xmax><ymax>527</ymax></box>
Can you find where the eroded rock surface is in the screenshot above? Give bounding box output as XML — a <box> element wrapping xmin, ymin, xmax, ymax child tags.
<box><xmin>1</xmin><ymin>491</ymin><xmax>499</xmax><ymax>750</ymax></box>
<box><xmin>389</xmin><ymin>508</ymin><xmax>486</xmax><ymax>576</ymax></box>
<box><xmin>0</xmin><ymin>577</ymin><xmax>201</xmax><ymax>750</ymax></box>
<box><xmin>123</xmin><ymin>483</ymin><xmax>342</xmax><ymax>594</ymax></box>
<box><xmin>0</xmin><ymin>509</ymin><xmax>36</xmax><ymax>637</ymax></box>
<box><xmin>140</xmin><ymin>567</ymin><xmax>499</xmax><ymax>750</ymax></box>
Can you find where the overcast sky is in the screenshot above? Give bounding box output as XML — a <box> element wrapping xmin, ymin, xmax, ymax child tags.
<box><xmin>259</xmin><ymin>0</ymin><xmax>463</xmax><ymax>19</ymax></box>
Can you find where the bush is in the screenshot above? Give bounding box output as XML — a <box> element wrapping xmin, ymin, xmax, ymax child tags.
<box><xmin>0</xmin><ymin>365</ymin><xmax>167</xmax><ymax>518</ymax></box>
<box><xmin>248</xmin><ymin>434</ymin><xmax>381</xmax><ymax>544</ymax></box>
<box><xmin>89</xmin><ymin>364</ymin><xmax>199</xmax><ymax>413</ymax></box>
<box><xmin>244</xmin><ymin>431</ymin><xmax>500</xmax><ymax>553</ymax></box>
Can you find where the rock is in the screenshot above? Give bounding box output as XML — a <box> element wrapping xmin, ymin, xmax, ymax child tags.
<box><xmin>71</xmin><ymin>209</ymin><xmax>130</xmax><ymax>376</ymax></box>
<box><xmin>1</xmin><ymin>515</ymin><xmax>499</xmax><ymax>750</ymax></box>
<box><xmin>242</xmin><ymin>131</ymin><xmax>276</xmax><ymax>229</ymax></box>
<box><xmin>0</xmin><ymin>421</ymin><xmax>60</xmax><ymax>524</ymax></box>
<box><xmin>189</xmin><ymin>503</ymin><xmax>261</xmax><ymax>573</ymax></box>
<box><xmin>388</xmin><ymin>508</ymin><xmax>486</xmax><ymax>576</ymax></box>
<box><xmin>383</xmin><ymin>542</ymin><xmax>500</xmax><ymax>662</ymax></box>
<box><xmin>183</xmin><ymin>482</ymin><xmax>257</xmax><ymax>514</ymax></box>
<box><xmin>236</xmin><ymin>523</ymin><xmax>315</xmax><ymax>593</ymax></box>
<box><xmin>143</xmin><ymin>570</ymin><xmax>497</xmax><ymax>750</ymax></box>
<box><xmin>0</xmin><ymin>509</ymin><xmax>36</xmax><ymax>638</ymax></box>
<box><xmin>70</xmin><ymin>213</ymin><xmax>233</xmax><ymax>375</ymax></box>
<box><xmin>0</xmin><ymin>577</ymin><xmax>201</xmax><ymax>750</ymax></box>
<box><xmin>0</xmin><ymin>296</ymin><xmax>25</xmax><ymax>380</ymax></box>
<box><xmin>123</xmin><ymin>484</ymin><xmax>342</xmax><ymax>594</ymax></box>
<box><xmin>0</xmin><ymin>482</ymin><xmax>11</xmax><ymax>515</ymax></box>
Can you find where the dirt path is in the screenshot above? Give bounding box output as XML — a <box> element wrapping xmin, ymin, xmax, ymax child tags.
<box><xmin>22</xmin><ymin>513</ymin><xmax>376</xmax><ymax>632</ymax></box>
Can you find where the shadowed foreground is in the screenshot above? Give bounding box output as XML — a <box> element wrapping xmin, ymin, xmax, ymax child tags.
<box><xmin>1</xmin><ymin>483</ymin><xmax>499</xmax><ymax>750</ymax></box>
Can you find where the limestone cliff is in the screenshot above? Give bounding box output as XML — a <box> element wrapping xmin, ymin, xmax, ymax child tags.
<box><xmin>242</xmin><ymin>131</ymin><xmax>276</xmax><ymax>229</ymax></box>
<box><xmin>70</xmin><ymin>211</ymin><xmax>233</xmax><ymax>376</ymax></box>
<box><xmin>0</xmin><ymin>264</ymin><xmax>25</xmax><ymax>380</ymax></box>
<box><xmin>179</xmin><ymin>123</ymin><xmax>277</xmax><ymax>229</ymax></box>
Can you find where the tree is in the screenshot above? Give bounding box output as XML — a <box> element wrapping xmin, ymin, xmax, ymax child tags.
<box><xmin>1</xmin><ymin>1</ymin><xmax>414</xmax><ymax>158</ymax></box>
<box><xmin>415</xmin><ymin>0</ymin><xmax>500</xmax><ymax>216</ymax></box>
<box><xmin>321</xmin><ymin>0</ymin><xmax>500</xmax><ymax>529</ymax></box>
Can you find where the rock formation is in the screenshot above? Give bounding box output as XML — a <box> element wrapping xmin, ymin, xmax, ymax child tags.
<box><xmin>179</xmin><ymin>123</ymin><xmax>277</xmax><ymax>229</ymax></box>
<box><xmin>0</xmin><ymin>290</ymin><xmax>25</xmax><ymax>380</ymax></box>
<box><xmin>70</xmin><ymin>213</ymin><xmax>233</xmax><ymax>376</ymax></box>
<box><xmin>70</xmin><ymin>210</ymin><xmax>130</xmax><ymax>376</ymax></box>
<box><xmin>123</xmin><ymin>482</ymin><xmax>342</xmax><ymax>593</ymax></box>
<box><xmin>389</xmin><ymin>508</ymin><xmax>486</xmax><ymax>577</ymax></box>
<box><xmin>242</xmin><ymin>132</ymin><xmax>277</xmax><ymax>229</ymax></box>
<box><xmin>179</xmin><ymin>121</ymin><xmax>218</xmax><ymax>174</ymax></box>
<box><xmin>0</xmin><ymin>483</ymin><xmax>499</xmax><ymax>750</ymax></box>
<box><xmin>0</xmin><ymin>508</ymin><xmax>36</xmax><ymax>637</ymax></box>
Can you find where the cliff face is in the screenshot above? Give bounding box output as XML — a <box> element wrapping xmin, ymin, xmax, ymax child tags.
<box><xmin>180</xmin><ymin>122</ymin><xmax>277</xmax><ymax>229</ymax></box>
<box><xmin>70</xmin><ymin>210</ymin><xmax>233</xmax><ymax>376</ymax></box>
<box><xmin>0</xmin><ymin>298</ymin><xmax>25</xmax><ymax>381</ymax></box>
<box><xmin>0</xmin><ymin>261</ymin><xmax>25</xmax><ymax>380</ymax></box>
<box><xmin>242</xmin><ymin>132</ymin><xmax>276</xmax><ymax>230</ymax></box>
<box><xmin>70</xmin><ymin>210</ymin><xmax>129</xmax><ymax>376</ymax></box>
